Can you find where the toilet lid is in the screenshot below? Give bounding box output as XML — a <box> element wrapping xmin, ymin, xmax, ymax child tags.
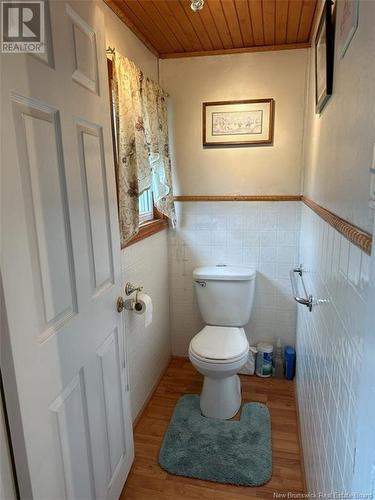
<box><xmin>190</xmin><ymin>326</ymin><xmax>249</xmax><ymax>361</ymax></box>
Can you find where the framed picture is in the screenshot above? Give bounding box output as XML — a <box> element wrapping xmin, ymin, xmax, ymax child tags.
<box><xmin>339</xmin><ymin>0</ymin><xmax>359</xmax><ymax>57</ymax></box>
<box><xmin>315</xmin><ymin>1</ymin><xmax>335</xmax><ymax>114</ymax></box>
<box><xmin>202</xmin><ymin>99</ymin><xmax>275</xmax><ymax>147</ymax></box>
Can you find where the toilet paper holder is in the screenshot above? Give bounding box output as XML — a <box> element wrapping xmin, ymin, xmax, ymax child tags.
<box><xmin>116</xmin><ymin>283</ymin><xmax>143</xmax><ymax>313</ymax></box>
<box><xmin>124</xmin><ymin>282</ymin><xmax>143</xmax><ymax>311</ymax></box>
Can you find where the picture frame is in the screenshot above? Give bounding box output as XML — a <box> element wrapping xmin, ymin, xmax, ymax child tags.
<box><xmin>315</xmin><ymin>0</ymin><xmax>335</xmax><ymax>114</ymax></box>
<box><xmin>202</xmin><ymin>99</ymin><xmax>275</xmax><ymax>147</ymax></box>
<box><xmin>339</xmin><ymin>0</ymin><xmax>359</xmax><ymax>57</ymax></box>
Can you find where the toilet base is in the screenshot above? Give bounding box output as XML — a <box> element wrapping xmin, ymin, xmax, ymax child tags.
<box><xmin>200</xmin><ymin>374</ymin><xmax>241</xmax><ymax>419</ymax></box>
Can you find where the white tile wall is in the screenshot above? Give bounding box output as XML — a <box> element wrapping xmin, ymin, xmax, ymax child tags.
<box><xmin>297</xmin><ymin>204</ymin><xmax>370</xmax><ymax>494</ymax></box>
<box><xmin>122</xmin><ymin>230</ymin><xmax>171</xmax><ymax>420</ymax></box>
<box><xmin>168</xmin><ymin>201</ymin><xmax>301</xmax><ymax>355</ymax></box>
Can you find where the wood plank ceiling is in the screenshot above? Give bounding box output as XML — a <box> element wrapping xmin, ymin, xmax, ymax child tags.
<box><xmin>104</xmin><ymin>0</ymin><xmax>318</xmax><ymax>58</ymax></box>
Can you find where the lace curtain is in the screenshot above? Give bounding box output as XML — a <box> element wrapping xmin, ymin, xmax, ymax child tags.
<box><xmin>113</xmin><ymin>53</ymin><xmax>175</xmax><ymax>246</ymax></box>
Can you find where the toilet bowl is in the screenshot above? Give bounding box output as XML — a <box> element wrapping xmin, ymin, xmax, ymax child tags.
<box><xmin>189</xmin><ymin>326</ymin><xmax>249</xmax><ymax>419</ymax></box>
<box><xmin>189</xmin><ymin>265</ymin><xmax>256</xmax><ymax>419</ymax></box>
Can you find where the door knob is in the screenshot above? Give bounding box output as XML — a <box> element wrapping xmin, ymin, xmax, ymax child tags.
<box><xmin>117</xmin><ymin>297</ymin><xmax>125</xmax><ymax>313</ymax></box>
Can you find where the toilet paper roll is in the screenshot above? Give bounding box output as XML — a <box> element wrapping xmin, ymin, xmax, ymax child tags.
<box><xmin>133</xmin><ymin>292</ymin><xmax>153</xmax><ymax>328</ymax></box>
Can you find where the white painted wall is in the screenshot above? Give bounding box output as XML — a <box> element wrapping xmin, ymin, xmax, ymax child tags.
<box><xmin>302</xmin><ymin>0</ymin><xmax>375</xmax><ymax>234</ymax></box>
<box><xmin>160</xmin><ymin>50</ymin><xmax>308</xmax><ymax>196</ymax></box>
<box><xmin>122</xmin><ymin>231</ymin><xmax>171</xmax><ymax>421</ymax></box>
<box><xmin>102</xmin><ymin>3</ymin><xmax>171</xmax><ymax>421</ymax></box>
<box><xmin>169</xmin><ymin>201</ymin><xmax>300</xmax><ymax>355</ymax></box>
<box><xmin>297</xmin><ymin>204</ymin><xmax>370</xmax><ymax>493</ymax></box>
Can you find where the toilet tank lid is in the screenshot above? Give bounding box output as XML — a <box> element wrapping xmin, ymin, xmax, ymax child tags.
<box><xmin>193</xmin><ymin>265</ymin><xmax>256</xmax><ymax>281</ymax></box>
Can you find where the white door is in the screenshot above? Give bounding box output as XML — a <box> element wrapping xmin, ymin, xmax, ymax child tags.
<box><xmin>0</xmin><ymin>1</ymin><xmax>134</xmax><ymax>499</ymax></box>
<box><xmin>0</xmin><ymin>393</ymin><xmax>16</xmax><ymax>500</ymax></box>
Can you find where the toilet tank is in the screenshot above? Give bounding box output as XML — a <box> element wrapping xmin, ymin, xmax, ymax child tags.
<box><xmin>193</xmin><ymin>265</ymin><xmax>256</xmax><ymax>327</ymax></box>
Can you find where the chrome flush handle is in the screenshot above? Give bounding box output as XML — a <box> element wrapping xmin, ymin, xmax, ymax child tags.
<box><xmin>195</xmin><ymin>280</ymin><xmax>207</xmax><ymax>287</ymax></box>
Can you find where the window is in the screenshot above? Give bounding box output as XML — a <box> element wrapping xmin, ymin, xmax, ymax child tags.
<box><xmin>138</xmin><ymin>189</ymin><xmax>154</xmax><ymax>224</ymax></box>
<box><xmin>107</xmin><ymin>57</ymin><xmax>168</xmax><ymax>247</ymax></box>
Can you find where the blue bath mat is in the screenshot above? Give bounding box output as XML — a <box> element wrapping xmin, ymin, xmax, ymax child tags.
<box><xmin>159</xmin><ymin>394</ymin><xmax>272</xmax><ymax>486</ymax></box>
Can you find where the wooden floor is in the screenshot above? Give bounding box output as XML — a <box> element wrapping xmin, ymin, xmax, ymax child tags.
<box><xmin>120</xmin><ymin>358</ymin><xmax>304</xmax><ymax>499</ymax></box>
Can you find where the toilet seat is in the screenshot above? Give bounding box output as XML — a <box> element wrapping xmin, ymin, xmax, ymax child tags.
<box><xmin>189</xmin><ymin>326</ymin><xmax>249</xmax><ymax>363</ymax></box>
<box><xmin>189</xmin><ymin>349</ymin><xmax>249</xmax><ymax>368</ymax></box>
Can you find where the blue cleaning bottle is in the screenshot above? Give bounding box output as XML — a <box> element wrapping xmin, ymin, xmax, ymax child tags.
<box><xmin>284</xmin><ymin>346</ymin><xmax>296</xmax><ymax>380</ymax></box>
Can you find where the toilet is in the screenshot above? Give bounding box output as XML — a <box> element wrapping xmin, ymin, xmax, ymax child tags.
<box><xmin>188</xmin><ymin>265</ymin><xmax>256</xmax><ymax>419</ymax></box>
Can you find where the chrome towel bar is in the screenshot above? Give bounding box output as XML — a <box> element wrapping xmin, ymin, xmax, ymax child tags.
<box><xmin>290</xmin><ymin>265</ymin><xmax>329</xmax><ymax>312</ymax></box>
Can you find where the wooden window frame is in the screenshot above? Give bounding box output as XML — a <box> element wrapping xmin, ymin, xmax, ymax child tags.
<box><xmin>107</xmin><ymin>57</ymin><xmax>167</xmax><ymax>249</ymax></box>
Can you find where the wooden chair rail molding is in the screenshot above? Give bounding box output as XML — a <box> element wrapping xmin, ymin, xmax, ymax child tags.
<box><xmin>173</xmin><ymin>195</ymin><xmax>302</xmax><ymax>202</ymax></box>
<box><xmin>302</xmin><ymin>196</ymin><xmax>372</xmax><ymax>256</ymax></box>
<box><xmin>173</xmin><ymin>195</ymin><xmax>372</xmax><ymax>255</ymax></box>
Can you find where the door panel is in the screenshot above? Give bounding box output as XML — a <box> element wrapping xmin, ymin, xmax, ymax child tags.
<box><xmin>97</xmin><ymin>330</ymin><xmax>126</xmax><ymax>482</ymax></box>
<box><xmin>1</xmin><ymin>1</ymin><xmax>134</xmax><ymax>498</ymax></box>
<box><xmin>32</xmin><ymin>0</ymin><xmax>55</xmax><ymax>68</ymax></box>
<box><xmin>49</xmin><ymin>372</ymin><xmax>95</xmax><ymax>500</ymax></box>
<box><xmin>77</xmin><ymin>120</ymin><xmax>114</xmax><ymax>296</ymax></box>
<box><xmin>12</xmin><ymin>96</ymin><xmax>78</xmax><ymax>341</ymax></box>
<box><xmin>66</xmin><ymin>4</ymin><xmax>99</xmax><ymax>94</ymax></box>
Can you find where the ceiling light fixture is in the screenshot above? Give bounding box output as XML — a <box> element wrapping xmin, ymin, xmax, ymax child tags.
<box><xmin>191</xmin><ymin>0</ymin><xmax>204</xmax><ymax>12</ymax></box>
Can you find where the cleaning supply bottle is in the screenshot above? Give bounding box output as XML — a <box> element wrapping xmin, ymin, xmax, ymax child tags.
<box><xmin>256</xmin><ymin>342</ymin><xmax>273</xmax><ymax>377</ymax></box>
<box><xmin>273</xmin><ymin>338</ymin><xmax>284</xmax><ymax>379</ymax></box>
<box><xmin>284</xmin><ymin>346</ymin><xmax>296</xmax><ymax>380</ymax></box>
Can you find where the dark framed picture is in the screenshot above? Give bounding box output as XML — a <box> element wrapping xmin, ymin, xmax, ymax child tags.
<box><xmin>339</xmin><ymin>0</ymin><xmax>359</xmax><ymax>57</ymax></box>
<box><xmin>202</xmin><ymin>99</ymin><xmax>275</xmax><ymax>147</ymax></box>
<box><xmin>315</xmin><ymin>0</ymin><xmax>335</xmax><ymax>114</ymax></box>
